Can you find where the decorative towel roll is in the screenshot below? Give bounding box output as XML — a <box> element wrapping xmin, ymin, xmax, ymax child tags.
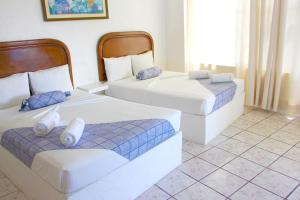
<box><xmin>33</xmin><ymin>111</ymin><xmax>60</xmax><ymax>136</ymax></box>
<box><xmin>20</xmin><ymin>91</ymin><xmax>71</xmax><ymax>112</ymax></box>
<box><xmin>210</xmin><ymin>73</ymin><xmax>234</xmax><ymax>83</ymax></box>
<box><xmin>188</xmin><ymin>70</ymin><xmax>211</xmax><ymax>79</ymax></box>
<box><xmin>136</xmin><ymin>67</ymin><xmax>162</xmax><ymax>80</ymax></box>
<box><xmin>60</xmin><ymin>118</ymin><xmax>85</xmax><ymax>147</ymax></box>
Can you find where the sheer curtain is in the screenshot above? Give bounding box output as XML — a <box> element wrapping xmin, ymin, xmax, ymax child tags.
<box><xmin>186</xmin><ymin>0</ymin><xmax>300</xmax><ymax>115</ymax></box>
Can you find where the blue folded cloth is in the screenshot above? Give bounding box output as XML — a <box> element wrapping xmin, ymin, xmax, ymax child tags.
<box><xmin>20</xmin><ymin>91</ymin><xmax>71</xmax><ymax>112</ymax></box>
<box><xmin>136</xmin><ymin>67</ymin><xmax>162</xmax><ymax>80</ymax></box>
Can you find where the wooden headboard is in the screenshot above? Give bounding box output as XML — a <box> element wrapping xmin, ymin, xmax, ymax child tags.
<box><xmin>0</xmin><ymin>39</ymin><xmax>73</xmax><ymax>84</ymax></box>
<box><xmin>97</xmin><ymin>31</ymin><xmax>154</xmax><ymax>81</ymax></box>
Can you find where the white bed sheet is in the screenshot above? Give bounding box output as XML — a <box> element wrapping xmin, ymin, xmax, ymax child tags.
<box><xmin>0</xmin><ymin>90</ymin><xmax>181</xmax><ymax>194</ymax></box>
<box><xmin>106</xmin><ymin>71</ymin><xmax>244</xmax><ymax>115</ymax></box>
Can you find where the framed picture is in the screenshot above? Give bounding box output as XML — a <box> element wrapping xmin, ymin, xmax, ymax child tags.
<box><xmin>42</xmin><ymin>0</ymin><xmax>109</xmax><ymax>21</ymax></box>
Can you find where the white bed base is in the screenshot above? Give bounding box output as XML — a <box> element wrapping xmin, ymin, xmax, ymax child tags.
<box><xmin>0</xmin><ymin>132</ymin><xmax>182</xmax><ymax>200</ymax></box>
<box><xmin>181</xmin><ymin>93</ymin><xmax>245</xmax><ymax>144</ymax></box>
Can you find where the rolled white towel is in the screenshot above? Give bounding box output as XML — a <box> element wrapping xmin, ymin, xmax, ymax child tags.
<box><xmin>60</xmin><ymin>118</ymin><xmax>85</xmax><ymax>147</ymax></box>
<box><xmin>210</xmin><ymin>73</ymin><xmax>234</xmax><ymax>83</ymax></box>
<box><xmin>33</xmin><ymin>111</ymin><xmax>60</xmax><ymax>136</ymax></box>
<box><xmin>189</xmin><ymin>70</ymin><xmax>211</xmax><ymax>79</ymax></box>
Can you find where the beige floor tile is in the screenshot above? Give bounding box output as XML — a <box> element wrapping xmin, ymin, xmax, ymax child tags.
<box><xmin>292</xmin><ymin>118</ymin><xmax>300</xmax><ymax>125</ymax></box>
<box><xmin>217</xmin><ymin>139</ymin><xmax>252</xmax><ymax>155</ymax></box>
<box><xmin>0</xmin><ymin>171</ymin><xmax>4</xmax><ymax>179</ymax></box>
<box><xmin>233</xmin><ymin>131</ymin><xmax>265</xmax><ymax>145</ymax></box>
<box><xmin>271</xmin><ymin>131</ymin><xmax>300</xmax><ymax>145</ymax></box>
<box><xmin>240</xmin><ymin>113</ymin><xmax>267</xmax><ymax>123</ymax></box>
<box><xmin>269</xmin><ymin>113</ymin><xmax>294</xmax><ymax>123</ymax></box>
<box><xmin>232</xmin><ymin>119</ymin><xmax>255</xmax><ymax>130</ymax></box>
<box><xmin>284</xmin><ymin>147</ymin><xmax>300</xmax><ymax>163</ymax></box>
<box><xmin>223</xmin><ymin>157</ymin><xmax>264</xmax><ymax>180</ymax></box>
<box><xmin>231</xmin><ymin>183</ymin><xmax>283</xmax><ymax>200</ymax></box>
<box><xmin>251</xmin><ymin>110</ymin><xmax>273</xmax><ymax>118</ymax></box>
<box><xmin>182</xmin><ymin>140</ymin><xmax>212</xmax><ymax>156</ymax></box>
<box><xmin>281</xmin><ymin>124</ymin><xmax>300</xmax><ymax>135</ymax></box>
<box><xmin>247</xmin><ymin>124</ymin><xmax>277</xmax><ymax>137</ymax></box>
<box><xmin>288</xmin><ymin>185</ymin><xmax>300</xmax><ymax>200</ymax></box>
<box><xmin>270</xmin><ymin>157</ymin><xmax>300</xmax><ymax>181</ymax></box>
<box><xmin>258</xmin><ymin>119</ymin><xmax>286</xmax><ymax>129</ymax></box>
<box><xmin>136</xmin><ymin>185</ymin><xmax>170</xmax><ymax>200</ymax></box>
<box><xmin>241</xmin><ymin>147</ymin><xmax>279</xmax><ymax>167</ymax></box>
<box><xmin>296</xmin><ymin>142</ymin><xmax>300</xmax><ymax>148</ymax></box>
<box><xmin>209</xmin><ymin>135</ymin><xmax>229</xmax><ymax>146</ymax></box>
<box><xmin>174</xmin><ymin>182</ymin><xmax>225</xmax><ymax>200</ymax></box>
<box><xmin>201</xmin><ymin>169</ymin><xmax>247</xmax><ymax>196</ymax></box>
<box><xmin>157</xmin><ymin>170</ymin><xmax>196</xmax><ymax>196</ymax></box>
<box><xmin>257</xmin><ymin>138</ymin><xmax>292</xmax><ymax>155</ymax></box>
<box><xmin>179</xmin><ymin>158</ymin><xmax>217</xmax><ymax>181</ymax></box>
<box><xmin>0</xmin><ymin>191</ymin><xmax>31</xmax><ymax>200</ymax></box>
<box><xmin>251</xmin><ymin>169</ymin><xmax>299</xmax><ymax>198</ymax></box>
<box><xmin>182</xmin><ymin>151</ymin><xmax>194</xmax><ymax>163</ymax></box>
<box><xmin>198</xmin><ymin>148</ymin><xmax>236</xmax><ymax>167</ymax></box>
<box><xmin>221</xmin><ymin>126</ymin><xmax>243</xmax><ymax>137</ymax></box>
<box><xmin>0</xmin><ymin>178</ymin><xmax>18</xmax><ymax>198</ymax></box>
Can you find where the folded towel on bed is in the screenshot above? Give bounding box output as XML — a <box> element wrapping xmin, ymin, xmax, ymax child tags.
<box><xmin>136</xmin><ymin>67</ymin><xmax>162</xmax><ymax>80</ymax></box>
<box><xmin>20</xmin><ymin>91</ymin><xmax>71</xmax><ymax>112</ymax></box>
<box><xmin>60</xmin><ymin>118</ymin><xmax>85</xmax><ymax>147</ymax></box>
<box><xmin>33</xmin><ymin>111</ymin><xmax>60</xmax><ymax>136</ymax></box>
<box><xmin>188</xmin><ymin>70</ymin><xmax>211</xmax><ymax>79</ymax></box>
<box><xmin>210</xmin><ymin>73</ymin><xmax>234</xmax><ymax>83</ymax></box>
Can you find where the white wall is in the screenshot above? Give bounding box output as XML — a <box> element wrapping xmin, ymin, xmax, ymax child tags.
<box><xmin>0</xmin><ymin>0</ymin><xmax>167</xmax><ymax>86</ymax></box>
<box><xmin>165</xmin><ymin>0</ymin><xmax>186</xmax><ymax>72</ymax></box>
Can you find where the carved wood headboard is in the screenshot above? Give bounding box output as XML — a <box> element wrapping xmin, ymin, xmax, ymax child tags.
<box><xmin>0</xmin><ymin>39</ymin><xmax>73</xmax><ymax>84</ymax></box>
<box><xmin>97</xmin><ymin>31</ymin><xmax>154</xmax><ymax>81</ymax></box>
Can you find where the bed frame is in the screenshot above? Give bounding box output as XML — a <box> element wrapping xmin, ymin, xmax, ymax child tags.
<box><xmin>0</xmin><ymin>38</ymin><xmax>182</xmax><ymax>200</ymax></box>
<box><xmin>97</xmin><ymin>31</ymin><xmax>245</xmax><ymax>144</ymax></box>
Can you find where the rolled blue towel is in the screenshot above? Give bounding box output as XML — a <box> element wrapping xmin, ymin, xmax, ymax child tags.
<box><xmin>136</xmin><ymin>67</ymin><xmax>162</xmax><ymax>80</ymax></box>
<box><xmin>20</xmin><ymin>91</ymin><xmax>71</xmax><ymax>112</ymax></box>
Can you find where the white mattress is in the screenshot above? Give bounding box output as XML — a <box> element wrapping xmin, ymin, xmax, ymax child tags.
<box><xmin>106</xmin><ymin>71</ymin><xmax>244</xmax><ymax>115</ymax></box>
<box><xmin>0</xmin><ymin>90</ymin><xmax>181</xmax><ymax>194</ymax></box>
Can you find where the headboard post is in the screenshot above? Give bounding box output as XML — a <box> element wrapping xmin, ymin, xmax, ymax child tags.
<box><xmin>0</xmin><ymin>39</ymin><xmax>73</xmax><ymax>85</ymax></box>
<box><xmin>97</xmin><ymin>31</ymin><xmax>154</xmax><ymax>81</ymax></box>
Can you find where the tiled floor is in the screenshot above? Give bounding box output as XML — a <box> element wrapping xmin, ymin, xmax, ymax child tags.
<box><xmin>1</xmin><ymin>107</ymin><xmax>300</xmax><ymax>200</ymax></box>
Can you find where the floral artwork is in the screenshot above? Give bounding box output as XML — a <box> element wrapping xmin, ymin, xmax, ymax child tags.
<box><xmin>42</xmin><ymin>0</ymin><xmax>109</xmax><ymax>21</ymax></box>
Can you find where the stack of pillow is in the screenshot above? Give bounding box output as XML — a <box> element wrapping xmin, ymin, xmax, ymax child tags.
<box><xmin>0</xmin><ymin>65</ymin><xmax>73</xmax><ymax>110</ymax></box>
<box><xmin>104</xmin><ymin>51</ymin><xmax>161</xmax><ymax>82</ymax></box>
<box><xmin>188</xmin><ymin>70</ymin><xmax>234</xmax><ymax>83</ymax></box>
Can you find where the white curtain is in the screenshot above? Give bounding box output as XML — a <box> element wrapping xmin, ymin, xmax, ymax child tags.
<box><xmin>186</xmin><ymin>0</ymin><xmax>300</xmax><ymax>115</ymax></box>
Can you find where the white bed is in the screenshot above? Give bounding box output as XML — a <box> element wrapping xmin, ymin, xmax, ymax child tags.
<box><xmin>98</xmin><ymin>32</ymin><xmax>245</xmax><ymax>144</ymax></box>
<box><xmin>106</xmin><ymin>71</ymin><xmax>244</xmax><ymax>144</ymax></box>
<box><xmin>0</xmin><ymin>39</ymin><xmax>182</xmax><ymax>200</ymax></box>
<box><xmin>0</xmin><ymin>90</ymin><xmax>182</xmax><ymax>200</ymax></box>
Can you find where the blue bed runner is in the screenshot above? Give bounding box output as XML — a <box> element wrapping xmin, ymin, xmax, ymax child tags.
<box><xmin>1</xmin><ymin>119</ymin><xmax>175</xmax><ymax>167</ymax></box>
<box><xmin>199</xmin><ymin>79</ymin><xmax>237</xmax><ymax>112</ymax></box>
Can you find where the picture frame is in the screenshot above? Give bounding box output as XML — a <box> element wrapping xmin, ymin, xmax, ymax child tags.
<box><xmin>42</xmin><ymin>0</ymin><xmax>109</xmax><ymax>21</ymax></box>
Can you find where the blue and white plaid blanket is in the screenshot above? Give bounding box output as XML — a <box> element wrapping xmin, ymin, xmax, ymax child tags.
<box><xmin>199</xmin><ymin>79</ymin><xmax>237</xmax><ymax>113</ymax></box>
<box><xmin>1</xmin><ymin>119</ymin><xmax>175</xmax><ymax>167</ymax></box>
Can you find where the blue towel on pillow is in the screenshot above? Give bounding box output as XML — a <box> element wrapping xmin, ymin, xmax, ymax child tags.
<box><xmin>136</xmin><ymin>67</ymin><xmax>162</xmax><ymax>80</ymax></box>
<box><xmin>20</xmin><ymin>91</ymin><xmax>71</xmax><ymax>112</ymax></box>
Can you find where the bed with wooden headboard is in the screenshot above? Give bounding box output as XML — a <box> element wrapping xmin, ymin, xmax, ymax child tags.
<box><xmin>97</xmin><ymin>31</ymin><xmax>245</xmax><ymax>145</ymax></box>
<box><xmin>0</xmin><ymin>36</ymin><xmax>182</xmax><ymax>200</ymax></box>
<box><xmin>0</xmin><ymin>38</ymin><xmax>73</xmax><ymax>84</ymax></box>
<box><xmin>97</xmin><ymin>31</ymin><xmax>154</xmax><ymax>81</ymax></box>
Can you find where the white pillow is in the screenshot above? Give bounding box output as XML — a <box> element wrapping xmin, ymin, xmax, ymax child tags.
<box><xmin>29</xmin><ymin>65</ymin><xmax>73</xmax><ymax>94</ymax></box>
<box><xmin>131</xmin><ymin>51</ymin><xmax>154</xmax><ymax>75</ymax></box>
<box><xmin>0</xmin><ymin>72</ymin><xmax>30</xmax><ymax>109</ymax></box>
<box><xmin>104</xmin><ymin>56</ymin><xmax>133</xmax><ymax>82</ymax></box>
